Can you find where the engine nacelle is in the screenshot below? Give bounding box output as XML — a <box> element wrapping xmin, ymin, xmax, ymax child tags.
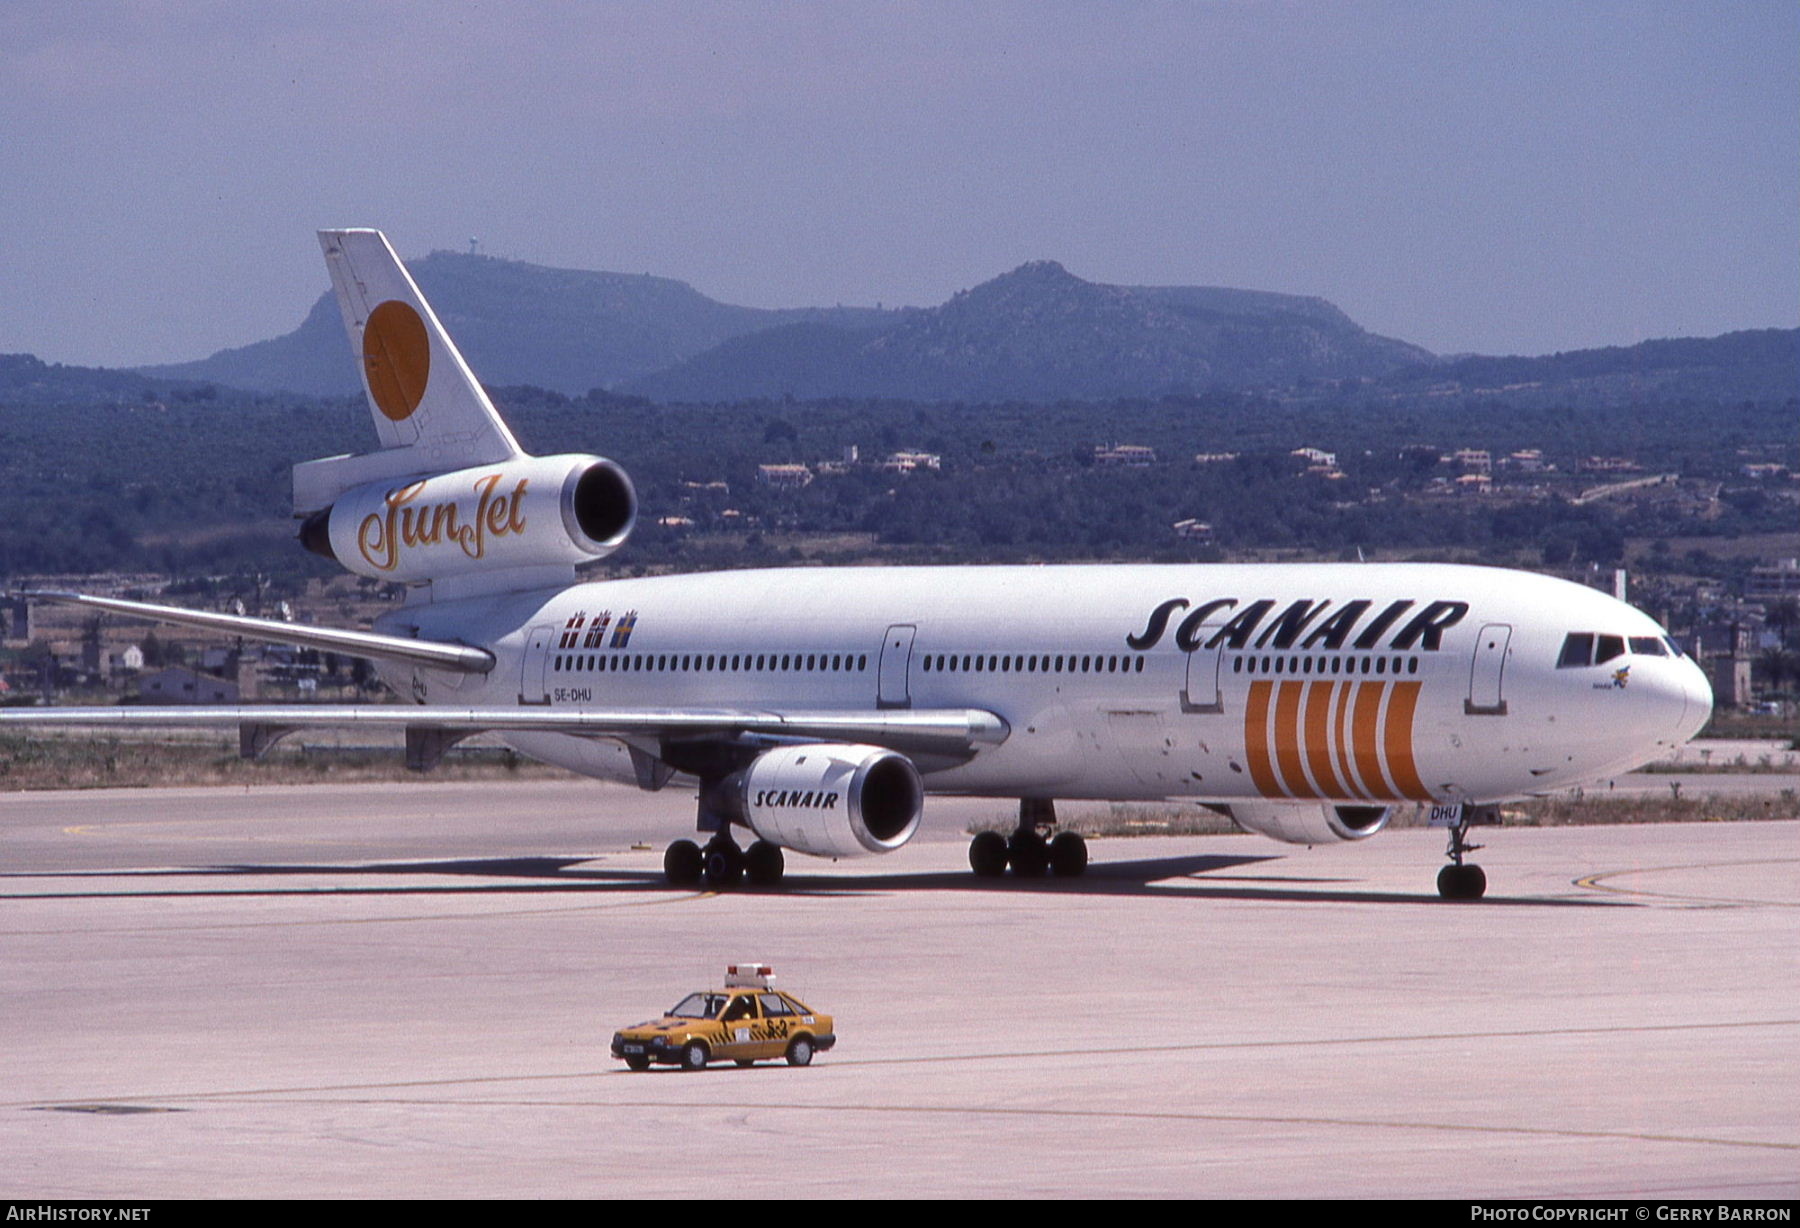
<box><xmin>300</xmin><ymin>453</ymin><xmax>635</xmax><ymax>583</ymax></box>
<box><xmin>1226</xmin><ymin>802</ymin><xmax>1391</xmax><ymax>846</ymax></box>
<box><xmin>736</xmin><ymin>744</ymin><xmax>924</xmax><ymax>859</ymax></box>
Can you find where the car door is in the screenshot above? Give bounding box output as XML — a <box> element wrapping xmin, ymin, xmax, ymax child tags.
<box><xmin>716</xmin><ymin>992</ymin><xmax>763</xmax><ymax>1060</ymax></box>
<box><xmin>758</xmin><ymin>992</ymin><xmax>799</xmax><ymax>1053</ymax></box>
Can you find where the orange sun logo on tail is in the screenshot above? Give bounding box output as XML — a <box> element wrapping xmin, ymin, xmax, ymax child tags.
<box><xmin>362</xmin><ymin>300</ymin><xmax>430</xmax><ymax>422</ymax></box>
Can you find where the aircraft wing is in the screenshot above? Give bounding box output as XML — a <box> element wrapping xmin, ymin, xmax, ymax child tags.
<box><xmin>24</xmin><ymin>591</ymin><xmax>493</xmax><ymax>674</ymax></box>
<box><xmin>0</xmin><ymin>704</ymin><xmax>1010</xmax><ymax>761</ymax></box>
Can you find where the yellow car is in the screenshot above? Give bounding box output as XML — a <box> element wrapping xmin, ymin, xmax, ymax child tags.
<box><xmin>611</xmin><ymin>965</ymin><xmax>836</xmax><ymax>1071</ymax></box>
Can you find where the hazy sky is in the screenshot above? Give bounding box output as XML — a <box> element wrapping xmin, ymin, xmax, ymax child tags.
<box><xmin>3</xmin><ymin>1</ymin><xmax>1795</xmax><ymax>369</ymax></box>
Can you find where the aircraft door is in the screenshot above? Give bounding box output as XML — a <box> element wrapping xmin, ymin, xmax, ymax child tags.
<box><xmin>877</xmin><ymin>624</ymin><xmax>916</xmax><ymax>709</ymax></box>
<box><xmin>1465</xmin><ymin>622</ymin><xmax>1512</xmax><ymax>715</ymax></box>
<box><xmin>520</xmin><ymin>624</ymin><xmax>555</xmax><ymax>705</ymax></box>
<box><xmin>1180</xmin><ymin>608</ymin><xmax>1233</xmax><ymax>714</ymax></box>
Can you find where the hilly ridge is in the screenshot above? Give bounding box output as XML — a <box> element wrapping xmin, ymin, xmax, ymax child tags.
<box><xmin>144</xmin><ymin>251</ymin><xmax>898</xmax><ymax>397</ymax></box>
<box><xmin>72</xmin><ymin>247</ymin><xmax>1797</xmax><ymax>408</ymax></box>
<box><xmin>628</xmin><ymin>260</ymin><xmax>1431</xmax><ymax>402</ymax></box>
<box><xmin>141</xmin><ymin>250</ymin><xmax>1431</xmax><ymax>402</ymax></box>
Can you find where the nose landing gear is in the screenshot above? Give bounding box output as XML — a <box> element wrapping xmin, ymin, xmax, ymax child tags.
<box><xmin>1437</xmin><ymin>806</ymin><xmax>1496</xmax><ymax>900</ymax></box>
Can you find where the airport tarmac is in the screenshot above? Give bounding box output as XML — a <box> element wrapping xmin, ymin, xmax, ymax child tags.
<box><xmin>2</xmin><ymin>780</ymin><xmax>1796</xmax><ymax>1199</ymax></box>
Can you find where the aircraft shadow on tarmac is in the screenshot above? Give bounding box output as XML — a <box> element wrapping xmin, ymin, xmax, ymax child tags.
<box><xmin>5</xmin><ymin>850</ymin><xmax>1627</xmax><ymax>907</ymax></box>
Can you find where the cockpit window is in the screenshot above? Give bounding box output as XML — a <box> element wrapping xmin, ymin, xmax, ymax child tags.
<box><xmin>1557</xmin><ymin>633</ymin><xmax>1594</xmax><ymax>668</ymax></box>
<box><xmin>1562</xmin><ymin>631</ymin><xmax>1671</xmax><ymax>667</ymax></box>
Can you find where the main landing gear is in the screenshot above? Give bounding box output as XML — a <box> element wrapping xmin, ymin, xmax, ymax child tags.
<box><xmin>969</xmin><ymin>799</ymin><xmax>1089</xmax><ymax>880</ymax></box>
<box><xmin>1437</xmin><ymin>805</ymin><xmax>1497</xmax><ymax>900</ymax></box>
<box><xmin>664</xmin><ymin>834</ymin><xmax>787</xmax><ymax>890</ymax></box>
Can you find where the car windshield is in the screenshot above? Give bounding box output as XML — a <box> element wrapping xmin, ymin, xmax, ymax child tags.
<box><xmin>668</xmin><ymin>993</ymin><xmax>729</xmax><ymax>1020</ymax></box>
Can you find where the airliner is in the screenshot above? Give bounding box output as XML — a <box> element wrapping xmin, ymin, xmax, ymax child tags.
<box><xmin>5</xmin><ymin>230</ymin><xmax>1713</xmax><ymax>899</ymax></box>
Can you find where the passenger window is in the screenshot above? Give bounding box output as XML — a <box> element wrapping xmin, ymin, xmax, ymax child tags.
<box><xmin>1595</xmin><ymin>635</ymin><xmax>1625</xmax><ymax>665</ymax></box>
<box><xmin>1557</xmin><ymin>633</ymin><xmax>1594</xmax><ymax>668</ymax></box>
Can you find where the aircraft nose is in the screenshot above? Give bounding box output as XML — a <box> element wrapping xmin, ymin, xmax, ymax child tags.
<box><xmin>1674</xmin><ymin>657</ymin><xmax>1713</xmax><ymax>743</ymax></box>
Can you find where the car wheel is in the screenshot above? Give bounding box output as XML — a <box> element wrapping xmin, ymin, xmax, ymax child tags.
<box><xmin>681</xmin><ymin>1041</ymin><xmax>709</xmax><ymax>1071</ymax></box>
<box><xmin>624</xmin><ymin>1055</ymin><xmax>651</xmax><ymax>1072</ymax></box>
<box><xmin>786</xmin><ymin>1036</ymin><xmax>815</xmax><ymax>1067</ymax></box>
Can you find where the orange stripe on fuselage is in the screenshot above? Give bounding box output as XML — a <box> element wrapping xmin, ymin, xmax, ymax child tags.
<box><xmin>1382</xmin><ymin>680</ymin><xmax>1431</xmax><ymax>800</ymax></box>
<box><xmin>1332</xmin><ymin>677</ymin><xmax>1363</xmax><ymax>799</ymax></box>
<box><xmin>1244</xmin><ymin>680</ymin><xmax>1284</xmax><ymax>798</ymax></box>
<box><xmin>1272</xmin><ymin>681</ymin><xmax>1316</xmax><ymax>798</ymax></box>
<box><xmin>1351</xmin><ymin>681</ymin><xmax>1394</xmax><ymax>799</ymax></box>
<box><xmin>1303</xmin><ymin>681</ymin><xmax>1345</xmax><ymax>797</ymax></box>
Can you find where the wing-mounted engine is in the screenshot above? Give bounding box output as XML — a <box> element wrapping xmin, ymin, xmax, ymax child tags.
<box><xmin>728</xmin><ymin>744</ymin><xmax>925</xmax><ymax>859</ymax></box>
<box><xmin>299</xmin><ymin>453</ymin><xmax>636</xmax><ymax>583</ymax></box>
<box><xmin>1225</xmin><ymin>802</ymin><xmax>1391</xmax><ymax>846</ymax></box>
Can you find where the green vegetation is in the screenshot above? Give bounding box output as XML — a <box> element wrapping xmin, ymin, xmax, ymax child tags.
<box><xmin>0</xmin><ymin>731</ymin><xmax>563</xmax><ymax>790</ymax></box>
<box><xmin>0</xmin><ymin>385</ymin><xmax>1791</xmax><ymax>586</ymax></box>
<box><xmin>976</xmin><ymin>791</ymin><xmax>1799</xmax><ymax>839</ymax></box>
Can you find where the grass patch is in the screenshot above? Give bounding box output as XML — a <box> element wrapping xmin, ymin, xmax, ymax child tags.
<box><xmin>971</xmin><ymin>792</ymin><xmax>1798</xmax><ymax>838</ymax></box>
<box><xmin>0</xmin><ymin>732</ymin><xmax>569</xmax><ymax>791</ymax></box>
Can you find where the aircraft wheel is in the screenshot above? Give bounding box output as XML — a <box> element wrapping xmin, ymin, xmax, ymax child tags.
<box><xmin>1008</xmin><ymin>831</ymin><xmax>1048</xmax><ymax>878</ymax></box>
<box><xmin>703</xmin><ymin>840</ymin><xmax>744</xmax><ymax>889</ymax></box>
<box><xmin>1437</xmin><ymin>864</ymin><xmax>1487</xmax><ymax>900</ymax></box>
<box><xmin>664</xmin><ymin>839</ymin><xmax>703</xmax><ymax>886</ymax></box>
<box><xmin>786</xmin><ymin>1036</ymin><xmax>815</xmax><ymax>1067</ymax></box>
<box><xmin>1049</xmin><ymin>831</ymin><xmax>1089</xmax><ymax>877</ymax></box>
<box><xmin>969</xmin><ymin>831</ymin><xmax>1009</xmax><ymax>878</ymax></box>
<box><xmin>681</xmin><ymin>1041</ymin><xmax>710</xmax><ymax>1071</ymax></box>
<box><xmin>745</xmin><ymin>840</ymin><xmax>785</xmax><ymax>886</ymax></box>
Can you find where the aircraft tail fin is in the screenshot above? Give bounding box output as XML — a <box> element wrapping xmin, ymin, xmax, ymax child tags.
<box><xmin>317</xmin><ymin>228</ymin><xmax>522</xmax><ymax>468</ymax></box>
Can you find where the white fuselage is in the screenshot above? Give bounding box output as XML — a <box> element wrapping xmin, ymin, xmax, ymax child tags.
<box><xmin>379</xmin><ymin>561</ymin><xmax>1711</xmax><ymax>806</ymax></box>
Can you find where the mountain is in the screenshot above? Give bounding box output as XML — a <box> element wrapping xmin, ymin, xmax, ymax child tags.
<box><xmin>0</xmin><ymin>352</ymin><xmax>218</xmax><ymax>405</ymax></box>
<box><xmin>142</xmin><ymin>250</ymin><xmax>897</xmax><ymax>397</ymax></box>
<box><xmin>1353</xmin><ymin>327</ymin><xmax>1800</xmax><ymax>408</ymax></box>
<box><xmin>127</xmin><ymin>247</ymin><xmax>1791</xmax><ymax>408</ymax></box>
<box><xmin>624</xmin><ymin>260</ymin><xmax>1435</xmax><ymax>402</ymax></box>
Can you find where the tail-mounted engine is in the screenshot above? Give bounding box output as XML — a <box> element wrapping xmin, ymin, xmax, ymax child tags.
<box><xmin>300</xmin><ymin>453</ymin><xmax>635</xmax><ymax>583</ymax></box>
<box><xmin>1225</xmin><ymin>802</ymin><xmax>1391</xmax><ymax>846</ymax></box>
<box><xmin>728</xmin><ymin>744</ymin><xmax>925</xmax><ymax>859</ymax></box>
